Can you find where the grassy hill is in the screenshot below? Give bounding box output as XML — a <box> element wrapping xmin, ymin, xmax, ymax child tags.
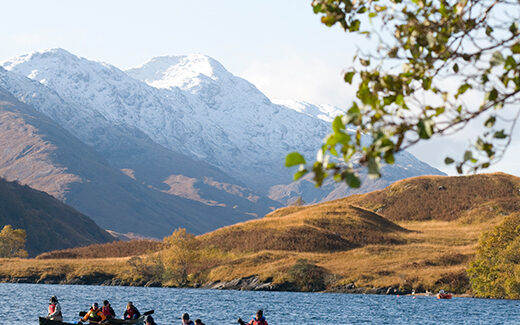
<box><xmin>353</xmin><ymin>172</ymin><xmax>520</xmax><ymax>222</ymax></box>
<box><xmin>1</xmin><ymin>173</ymin><xmax>518</xmax><ymax>293</ymax></box>
<box><xmin>0</xmin><ymin>178</ymin><xmax>115</xmax><ymax>256</ymax></box>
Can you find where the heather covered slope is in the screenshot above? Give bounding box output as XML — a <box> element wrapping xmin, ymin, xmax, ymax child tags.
<box><xmin>0</xmin><ymin>178</ymin><xmax>115</xmax><ymax>256</ymax></box>
<box><xmin>2</xmin><ymin>173</ymin><xmax>518</xmax><ymax>293</ymax></box>
<box><xmin>199</xmin><ymin>203</ymin><xmax>408</xmax><ymax>253</ymax></box>
<box><xmin>353</xmin><ymin>173</ymin><xmax>520</xmax><ymax>222</ymax></box>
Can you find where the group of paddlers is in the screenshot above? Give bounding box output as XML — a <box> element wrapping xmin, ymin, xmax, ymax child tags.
<box><xmin>46</xmin><ymin>295</ymin><xmax>268</xmax><ymax>325</ymax></box>
<box><xmin>46</xmin><ymin>296</ymin><xmax>155</xmax><ymax>324</ymax></box>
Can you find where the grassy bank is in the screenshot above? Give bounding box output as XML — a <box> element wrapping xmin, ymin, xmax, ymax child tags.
<box><xmin>0</xmin><ymin>217</ymin><xmax>497</xmax><ymax>293</ymax></box>
<box><xmin>1</xmin><ymin>173</ymin><xmax>517</xmax><ymax>294</ymax></box>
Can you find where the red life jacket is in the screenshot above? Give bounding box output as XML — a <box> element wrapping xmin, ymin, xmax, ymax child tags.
<box><xmin>250</xmin><ymin>319</ymin><xmax>268</xmax><ymax>325</ymax></box>
<box><xmin>48</xmin><ymin>304</ymin><xmax>56</xmax><ymax>314</ymax></box>
<box><xmin>102</xmin><ymin>306</ymin><xmax>113</xmax><ymax>317</ymax></box>
<box><xmin>126</xmin><ymin>308</ymin><xmax>136</xmax><ymax>318</ymax></box>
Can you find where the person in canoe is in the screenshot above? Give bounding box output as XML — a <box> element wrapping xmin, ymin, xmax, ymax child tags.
<box><xmin>195</xmin><ymin>319</ymin><xmax>205</xmax><ymax>325</ymax></box>
<box><xmin>124</xmin><ymin>301</ymin><xmax>141</xmax><ymax>320</ymax></box>
<box><xmin>181</xmin><ymin>313</ymin><xmax>194</xmax><ymax>325</ymax></box>
<box><xmin>238</xmin><ymin>309</ymin><xmax>268</xmax><ymax>325</ymax></box>
<box><xmin>145</xmin><ymin>315</ymin><xmax>157</xmax><ymax>325</ymax></box>
<box><xmin>46</xmin><ymin>296</ymin><xmax>62</xmax><ymax>321</ymax></box>
<box><xmin>102</xmin><ymin>300</ymin><xmax>116</xmax><ymax>319</ymax></box>
<box><xmin>80</xmin><ymin>302</ymin><xmax>106</xmax><ymax>323</ymax></box>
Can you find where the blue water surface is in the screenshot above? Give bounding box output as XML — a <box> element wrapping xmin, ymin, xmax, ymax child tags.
<box><xmin>2</xmin><ymin>283</ymin><xmax>520</xmax><ymax>324</ymax></box>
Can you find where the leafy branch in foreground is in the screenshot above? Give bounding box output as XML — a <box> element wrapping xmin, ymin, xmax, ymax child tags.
<box><xmin>288</xmin><ymin>0</ymin><xmax>520</xmax><ymax>187</ymax></box>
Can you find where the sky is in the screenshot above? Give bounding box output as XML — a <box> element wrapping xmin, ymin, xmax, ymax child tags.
<box><xmin>1</xmin><ymin>0</ymin><xmax>518</xmax><ymax>176</ymax></box>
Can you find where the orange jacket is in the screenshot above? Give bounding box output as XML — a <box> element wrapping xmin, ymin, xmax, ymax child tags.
<box><xmin>81</xmin><ymin>308</ymin><xmax>106</xmax><ymax>322</ymax></box>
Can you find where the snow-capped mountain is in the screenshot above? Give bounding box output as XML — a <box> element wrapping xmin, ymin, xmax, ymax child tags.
<box><xmin>1</xmin><ymin>48</ymin><xmax>444</xmax><ymax>212</ymax></box>
<box><xmin>3</xmin><ymin>50</ymin><xmax>331</xmax><ymax>192</ymax></box>
<box><xmin>273</xmin><ymin>99</ymin><xmax>345</xmax><ymax>123</ymax></box>
<box><xmin>0</xmin><ymin>60</ymin><xmax>280</xmax><ymax>238</ymax></box>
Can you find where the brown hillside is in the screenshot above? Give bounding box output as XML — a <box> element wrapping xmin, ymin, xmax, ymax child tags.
<box><xmin>36</xmin><ymin>240</ymin><xmax>163</xmax><ymax>259</ymax></box>
<box><xmin>353</xmin><ymin>173</ymin><xmax>520</xmax><ymax>222</ymax></box>
<box><xmin>199</xmin><ymin>202</ymin><xmax>407</xmax><ymax>253</ymax></box>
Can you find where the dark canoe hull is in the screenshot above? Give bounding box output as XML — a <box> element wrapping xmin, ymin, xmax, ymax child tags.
<box><xmin>39</xmin><ymin>316</ymin><xmax>145</xmax><ymax>325</ymax></box>
<box><xmin>39</xmin><ymin>317</ymin><xmax>76</xmax><ymax>325</ymax></box>
<box><xmin>107</xmin><ymin>316</ymin><xmax>145</xmax><ymax>324</ymax></box>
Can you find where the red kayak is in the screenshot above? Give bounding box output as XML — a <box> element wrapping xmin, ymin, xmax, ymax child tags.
<box><xmin>437</xmin><ymin>293</ymin><xmax>453</xmax><ymax>299</ymax></box>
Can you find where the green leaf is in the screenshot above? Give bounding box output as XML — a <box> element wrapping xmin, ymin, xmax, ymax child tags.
<box><xmin>444</xmin><ymin>157</ymin><xmax>455</xmax><ymax>165</ymax></box>
<box><xmin>494</xmin><ymin>130</ymin><xmax>507</xmax><ymax>139</ymax></box>
<box><xmin>456</xmin><ymin>84</ymin><xmax>472</xmax><ymax>98</ymax></box>
<box><xmin>332</xmin><ymin>116</ymin><xmax>345</xmax><ymax>132</ymax></box>
<box><xmin>453</xmin><ymin>63</ymin><xmax>459</xmax><ymax>73</ymax></box>
<box><xmin>505</xmin><ymin>56</ymin><xmax>516</xmax><ymax>70</ymax></box>
<box><xmin>367</xmin><ymin>156</ymin><xmax>381</xmax><ymax>178</ymax></box>
<box><xmin>418</xmin><ymin>119</ymin><xmax>434</xmax><ymax>139</ymax></box>
<box><xmin>484</xmin><ymin>116</ymin><xmax>496</xmax><ymax>128</ymax></box>
<box><xmin>488</xmin><ymin>88</ymin><xmax>498</xmax><ymax>102</ymax></box>
<box><xmin>395</xmin><ymin>94</ymin><xmax>405</xmax><ymax>106</ymax></box>
<box><xmin>294</xmin><ymin>169</ymin><xmax>308</xmax><ymax>181</ymax></box>
<box><xmin>384</xmin><ymin>151</ymin><xmax>395</xmax><ymax>164</ymax></box>
<box><xmin>349</xmin><ymin>19</ymin><xmax>361</xmax><ymax>32</ymax></box>
<box><xmin>463</xmin><ymin>150</ymin><xmax>473</xmax><ymax>161</ymax></box>
<box><xmin>285</xmin><ymin>152</ymin><xmax>306</xmax><ymax>167</ymax></box>
<box><xmin>490</xmin><ymin>51</ymin><xmax>504</xmax><ymax>67</ymax></box>
<box><xmin>512</xmin><ymin>42</ymin><xmax>520</xmax><ymax>54</ymax></box>
<box><xmin>360</xmin><ymin>58</ymin><xmax>370</xmax><ymax>66</ymax></box>
<box><xmin>345</xmin><ymin>172</ymin><xmax>361</xmax><ymax>188</ymax></box>
<box><xmin>422</xmin><ymin>78</ymin><xmax>432</xmax><ymax>90</ymax></box>
<box><xmin>344</xmin><ymin>71</ymin><xmax>355</xmax><ymax>84</ymax></box>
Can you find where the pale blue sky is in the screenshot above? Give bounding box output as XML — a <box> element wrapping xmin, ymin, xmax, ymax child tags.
<box><xmin>1</xmin><ymin>0</ymin><xmax>518</xmax><ymax>176</ymax></box>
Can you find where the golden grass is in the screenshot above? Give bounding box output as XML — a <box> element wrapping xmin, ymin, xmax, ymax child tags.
<box><xmin>1</xmin><ymin>173</ymin><xmax>518</xmax><ymax>293</ymax></box>
<box><xmin>36</xmin><ymin>240</ymin><xmax>164</xmax><ymax>259</ymax></box>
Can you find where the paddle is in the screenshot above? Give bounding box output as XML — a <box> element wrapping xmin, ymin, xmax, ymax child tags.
<box><xmin>143</xmin><ymin>310</ymin><xmax>154</xmax><ymax>316</ymax></box>
<box><xmin>237</xmin><ymin>318</ymin><xmax>247</xmax><ymax>325</ymax></box>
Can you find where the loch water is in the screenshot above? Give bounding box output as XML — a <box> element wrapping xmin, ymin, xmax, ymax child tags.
<box><xmin>2</xmin><ymin>283</ymin><xmax>519</xmax><ymax>324</ymax></box>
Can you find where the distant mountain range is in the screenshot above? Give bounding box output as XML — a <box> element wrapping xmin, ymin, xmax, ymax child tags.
<box><xmin>0</xmin><ymin>49</ymin><xmax>444</xmax><ymax>238</ymax></box>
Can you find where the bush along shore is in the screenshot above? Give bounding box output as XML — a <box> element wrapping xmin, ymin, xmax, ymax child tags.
<box><xmin>0</xmin><ymin>272</ymin><xmax>466</xmax><ymax>296</ymax></box>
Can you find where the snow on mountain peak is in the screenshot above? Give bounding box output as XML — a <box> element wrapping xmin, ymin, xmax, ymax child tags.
<box><xmin>274</xmin><ymin>99</ymin><xmax>345</xmax><ymax>122</ymax></box>
<box><xmin>126</xmin><ymin>54</ymin><xmax>231</xmax><ymax>91</ymax></box>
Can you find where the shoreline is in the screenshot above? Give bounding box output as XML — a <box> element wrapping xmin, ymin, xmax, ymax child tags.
<box><xmin>0</xmin><ymin>274</ymin><xmax>475</xmax><ymax>298</ymax></box>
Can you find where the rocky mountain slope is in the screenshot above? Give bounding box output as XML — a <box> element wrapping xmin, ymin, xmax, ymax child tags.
<box><xmin>0</xmin><ymin>85</ymin><xmax>274</xmax><ymax>237</ymax></box>
<box><xmin>2</xmin><ymin>50</ymin><xmax>443</xmax><ymax>201</ymax></box>
<box><xmin>0</xmin><ymin>49</ymin><xmax>445</xmax><ymax>239</ymax></box>
<box><xmin>0</xmin><ymin>176</ymin><xmax>115</xmax><ymax>256</ymax></box>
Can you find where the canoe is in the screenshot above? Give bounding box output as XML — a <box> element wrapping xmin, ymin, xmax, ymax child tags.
<box><xmin>39</xmin><ymin>318</ymin><xmax>77</xmax><ymax>325</ymax></box>
<box><xmin>437</xmin><ymin>293</ymin><xmax>453</xmax><ymax>299</ymax></box>
<box><xmin>39</xmin><ymin>316</ymin><xmax>145</xmax><ymax>325</ymax></box>
<box><xmin>106</xmin><ymin>315</ymin><xmax>145</xmax><ymax>324</ymax></box>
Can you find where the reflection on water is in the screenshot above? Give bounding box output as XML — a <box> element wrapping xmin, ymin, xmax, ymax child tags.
<box><xmin>2</xmin><ymin>283</ymin><xmax>519</xmax><ymax>324</ymax></box>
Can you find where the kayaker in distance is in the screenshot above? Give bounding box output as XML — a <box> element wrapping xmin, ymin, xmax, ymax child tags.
<box><xmin>80</xmin><ymin>302</ymin><xmax>106</xmax><ymax>323</ymax></box>
<box><xmin>124</xmin><ymin>301</ymin><xmax>141</xmax><ymax>319</ymax></box>
<box><xmin>238</xmin><ymin>309</ymin><xmax>268</xmax><ymax>325</ymax></box>
<box><xmin>181</xmin><ymin>312</ymin><xmax>195</xmax><ymax>325</ymax></box>
<box><xmin>102</xmin><ymin>300</ymin><xmax>116</xmax><ymax>319</ymax></box>
<box><xmin>46</xmin><ymin>296</ymin><xmax>62</xmax><ymax>321</ymax></box>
